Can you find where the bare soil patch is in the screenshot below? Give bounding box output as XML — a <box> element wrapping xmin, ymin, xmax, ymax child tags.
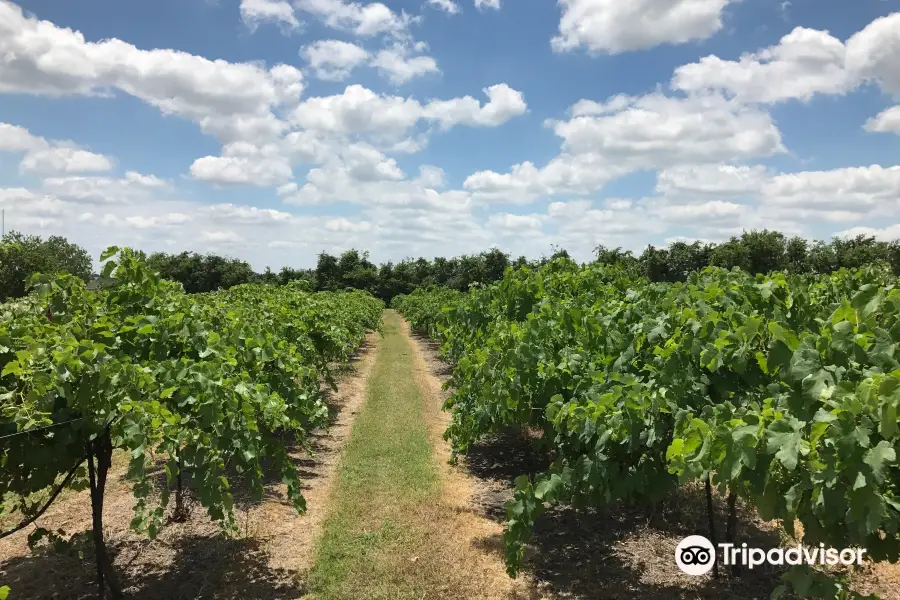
<box><xmin>406</xmin><ymin>331</ymin><xmax>900</xmax><ymax>600</ymax></box>
<box><xmin>0</xmin><ymin>333</ymin><xmax>379</xmax><ymax>600</ymax></box>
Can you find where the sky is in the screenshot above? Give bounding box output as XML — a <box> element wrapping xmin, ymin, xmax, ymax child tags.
<box><xmin>1</xmin><ymin>0</ymin><xmax>900</xmax><ymax>270</ymax></box>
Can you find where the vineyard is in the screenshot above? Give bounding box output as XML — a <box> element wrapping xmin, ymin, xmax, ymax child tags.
<box><xmin>0</xmin><ymin>248</ymin><xmax>383</xmax><ymax>598</ymax></box>
<box><xmin>395</xmin><ymin>259</ymin><xmax>900</xmax><ymax>599</ymax></box>
<box><xmin>3</xmin><ymin>247</ymin><xmax>900</xmax><ymax>599</ymax></box>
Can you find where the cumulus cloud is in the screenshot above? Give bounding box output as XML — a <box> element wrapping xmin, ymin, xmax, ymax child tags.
<box><xmin>427</xmin><ymin>0</ymin><xmax>460</xmax><ymax>14</ymax></box>
<box><xmin>289</xmin><ymin>83</ymin><xmax>527</xmax><ymax>137</ymax></box>
<box><xmin>552</xmin><ymin>0</ymin><xmax>735</xmax><ymax>54</ymax></box>
<box><xmin>189</xmin><ymin>142</ymin><xmax>294</xmax><ymax>186</ymax></box>
<box><xmin>466</xmin><ymin>92</ymin><xmax>783</xmax><ymax>203</ymax></box>
<box><xmin>240</xmin><ymin>0</ymin><xmax>301</xmax><ymax>33</ymax></box>
<box><xmin>294</xmin><ymin>0</ymin><xmax>412</xmax><ymax>37</ymax></box>
<box><xmin>0</xmin><ymin>1</ymin><xmax>303</xmax><ymax>141</ymax></box>
<box><xmin>20</xmin><ymin>147</ymin><xmax>113</xmax><ymax>176</ymax></box>
<box><xmin>865</xmin><ymin>106</ymin><xmax>900</xmax><ymax>134</ymax></box>
<box><xmin>301</xmin><ymin>40</ymin><xmax>370</xmax><ymax>81</ymax></box>
<box><xmin>1</xmin><ymin>121</ymin><xmax>113</xmax><ymax>176</ymax></box>
<box><xmin>474</xmin><ymin>0</ymin><xmax>500</xmax><ymax>10</ymax></box>
<box><xmin>371</xmin><ymin>43</ymin><xmax>440</xmax><ymax>84</ymax></box>
<box><xmin>836</xmin><ymin>224</ymin><xmax>900</xmax><ymax>241</ymax></box>
<box><xmin>41</xmin><ymin>172</ymin><xmax>171</xmax><ymax>203</ymax></box>
<box><xmin>203</xmin><ymin>203</ymin><xmax>295</xmax><ymax>225</ymax></box>
<box><xmin>672</xmin><ymin>27</ymin><xmax>851</xmax><ymax>102</ymax></box>
<box><xmin>672</xmin><ymin>13</ymin><xmax>900</xmax><ymax>105</ymax></box>
<box><xmin>760</xmin><ymin>165</ymin><xmax>900</xmax><ymax>216</ymax></box>
<box><xmin>655</xmin><ymin>164</ymin><xmax>770</xmax><ymax>197</ymax></box>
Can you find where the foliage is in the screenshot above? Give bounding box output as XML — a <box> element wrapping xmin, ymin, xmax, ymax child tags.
<box><xmin>0</xmin><ymin>247</ymin><xmax>383</xmax><ymax>591</ymax></box>
<box><xmin>399</xmin><ymin>258</ymin><xmax>900</xmax><ymax>600</ymax></box>
<box><xmin>391</xmin><ymin>287</ymin><xmax>463</xmax><ymax>338</ymax></box>
<box><xmin>144</xmin><ymin>251</ymin><xmax>259</xmax><ymax>293</ymax></box>
<box><xmin>0</xmin><ymin>232</ymin><xmax>92</xmax><ymax>302</ymax></box>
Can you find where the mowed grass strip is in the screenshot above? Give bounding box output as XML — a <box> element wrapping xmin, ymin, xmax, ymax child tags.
<box><xmin>305</xmin><ymin>310</ymin><xmax>442</xmax><ymax>600</ymax></box>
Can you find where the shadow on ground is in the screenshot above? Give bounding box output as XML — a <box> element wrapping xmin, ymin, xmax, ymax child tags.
<box><xmin>461</xmin><ymin>428</ymin><xmax>791</xmax><ymax>599</ymax></box>
<box><xmin>0</xmin><ymin>534</ymin><xmax>305</xmax><ymax>600</ymax></box>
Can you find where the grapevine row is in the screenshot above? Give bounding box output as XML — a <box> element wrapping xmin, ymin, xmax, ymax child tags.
<box><xmin>0</xmin><ymin>247</ymin><xmax>383</xmax><ymax>598</ymax></box>
<box><xmin>396</xmin><ymin>258</ymin><xmax>900</xmax><ymax>599</ymax></box>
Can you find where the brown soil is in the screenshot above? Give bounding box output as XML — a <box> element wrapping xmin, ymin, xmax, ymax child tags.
<box><xmin>400</xmin><ymin>317</ymin><xmax>543</xmax><ymax>600</ymax></box>
<box><xmin>404</xmin><ymin>329</ymin><xmax>900</xmax><ymax>600</ymax></box>
<box><xmin>0</xmin><ymin>333</ymin><xmax>379</xmax><ymax>600</ymax></box>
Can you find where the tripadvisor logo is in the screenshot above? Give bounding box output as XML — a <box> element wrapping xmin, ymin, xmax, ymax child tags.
<box><xmin>675</xmin><ymin>535</ymin><xmax>867</xmax><ymax>575</ymax></box>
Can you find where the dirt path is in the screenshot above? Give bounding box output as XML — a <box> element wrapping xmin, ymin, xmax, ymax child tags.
<box><xmin>303</xmin><ymin>311</ymin><xmax>538</xmax><ymax>600</ymax></box>
<box><xmin>0</xmin><ymin>333</ymin><xmax>379</xmax><ymax>600</ymax></box>
<box><xmin>401</xmin><ymin>317</ymin><xmax>540</xmax><ymax>600</ymax></box>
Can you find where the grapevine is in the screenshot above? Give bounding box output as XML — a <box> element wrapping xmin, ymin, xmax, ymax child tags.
<box><xmin>0</xmin><ymin>247</ymin><xmax>383</xmax><ymax>598</ymax></box>
<box><xmin>398</xmin><ymin>259</ymin><xmax>900</xmax><ymax>600</ymax></box>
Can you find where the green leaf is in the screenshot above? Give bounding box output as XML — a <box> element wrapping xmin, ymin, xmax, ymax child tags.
<box><xmin>100</xmin><ymin>246</ymin><xmax>120</xmax><ymax>261</ymax></box>
<box><xmin>864</xmin><ymin>441</ymin><xmax>896</xmax><ymax>483</ymax></box>
<box><xmin>1</xmin><ymin>361</ymin><xmax>21</xmax><ymax>377</ymax></box>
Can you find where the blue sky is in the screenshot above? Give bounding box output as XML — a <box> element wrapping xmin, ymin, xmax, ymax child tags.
<box><xmin>1</xmin><ymin>0</ymin><xmax>899</xmax><ymax>270</ymax></box>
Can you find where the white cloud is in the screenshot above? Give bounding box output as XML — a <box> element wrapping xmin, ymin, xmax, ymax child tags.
<box><xmin>552</xmin><ymin>93</ymin><xmax>782</xmax><ymax>161</ymax></box>
<box><xmin>20</xmin><ymin>147</ymin><xmax>113</xmax><ymax>176</ymax></box>
<box><xmin>672</xmin><ymin>27</ymin><xmax>851</xmax><ymax>102</ymax></box>
<box><xmin>427</xmin><ymin>0</ymin><xmax>460</xmax><ymax>14</ymax></box>
<box><xmin>294</xmin><ymin>0</ymin><xmax>412</xmax><ymax>37</ymax></box>
<box><xmin>656</xmin><ymin>164</ymin><xmax>769</xmax><ymax>197</ymax></box>
<box><xmin>301</xmin><ymin>40</ymin><xmax>369</xmax><ymax>81</ymax></box>
<box><xmin>41</xmin><ymin>172</ymin><xmax>169</xmax><ymax>204</ymax></box>
<box><xmin>1</xmin><ymin>121</ymin><xmax>114</xmax><ymax>176</ymax></box>
<box><xmin>371</xmin><ymin>44</ymin><xmax>439</xmax><ymax>84</ymax></box>
<box><xmin>671</xmin><ymin>13</ymin><xmax>900</xmax><ymax>104</ymax></box>
<box><xmin>0</xmin><ymin>188</ymin><xmax>68</xmax><ymax>219</ymax></box>
<box><xmin>865</xmin><ymin>106</ymin><xmax>900</xmax><ymax>134</ymax></box>
<box><xmin>465</xmin><ymin>154</ymin><xmax>621</xmax><ymax>203</ymax></box>
<box><xmin>0</xmin><ymin>123</ymin><xmax>40</xmax><ymax>151</ymax></box>
<box><xmin>325</xmin><ymin>217</ymin><xmax>373</xmax><ymax>232</ymax></box>
<box><xmin>124</xmin><ymin>171</ymin><xmax>169</xmax><ymax>188</ymax></box>
<box><xmin>423</xmin><ymin>84</ymin><xmax>527</xmax><ymax>128</ymax></box>
<box><xmin>845</xmin><ymin>13</ymin><xmax>900</xmax><ymax>94</ymax></box>
<box><xmin>474</xmin><ymin>0</ymin><xmax>500</xmax><ymax>10</ymax></box>
<box><xmin>835</xmin><ymin>224</ymin><xmax>900</xmax><ymax>241</ymax></box>
<box><xmin>201</xmin><ymin>230</ymin><xmax>245</xmax><ymax>244</ymax></box>
<box><xmin>760</xmin><ymin>165</ymin><xmax>900</xmax><ymax>216</ymax></box>
<box><xmin>0</xmin><ymin>1</ymin><xmax>303</xmax><ymax>142</ymax></box>
<box><xmin>650</xmin><ymin>199</ymin><xmax>746</xmax><ymax>223</ymax></box>
<box><xmin>203</xmin><ymin>203</ymin><xmax>295</xmax><ymax>224</ymax></box>
<box><xmin>240</xmin><ymin>0</ymin><xmax>301</xmax><ymax>33</ymax></box>
<box><xmin>552</xmin><ymin>0</ymin><xmax>735</xmax><ymax>54</ymax></box>
<box><xmin>101</xmin><ymin>212</ymin><xmax>192</xmax><ymax>230</ymax></box>
<box><xmin>289</xmin><ymin>83</ymin><xmax>527</xmax><ymax>137</ymax></box>
<box><xmin>486</xmin><ymin>213</ymin><xmax>545</xmax><ymax>232</ymax></box>
<box><xmin>466</xmin><ymin>92</ymin><xmax>783</xmax><ymax>203</ymax></box>
<box><xmin>412</xmin><ymin>165</ymin><xmax>445</xmax><ymax>187</ymax></box>
<box><xmin>190</xmin><ymin>155</ymin><xmax>293</xmax><ymax>186</ymax></box>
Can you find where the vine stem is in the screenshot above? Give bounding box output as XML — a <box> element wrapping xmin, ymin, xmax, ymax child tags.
<box><xmin>726</xmin><ymin>490</ymin><xmax>739</xmax><ymax>576</ymax></box>
<box><xmin>705</xmin><ymin>473</ymin><xmax>719</xmax><ymax>579</ymax></box>
<box><xmin>88</xmin><ymin>433</ymin><xmax>123</xmax><ymax>600</ymax></box>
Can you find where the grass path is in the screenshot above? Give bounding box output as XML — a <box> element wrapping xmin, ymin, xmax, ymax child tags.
<box><xmin>304</xmin><ymin>310</ymin><xmax>529</xmax><ymax>600</ymax></box>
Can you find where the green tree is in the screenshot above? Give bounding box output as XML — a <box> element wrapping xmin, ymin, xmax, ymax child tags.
<box><xmin>0</xmin><ymin>232</ymin><xmax>92</xmax><ymax>302</ymax></box>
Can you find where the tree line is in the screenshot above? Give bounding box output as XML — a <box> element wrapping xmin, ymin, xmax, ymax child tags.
<box><xmin>3</xmin><ymin>229</ymin><xmax>900</xmax><ymax>303</ymax></box>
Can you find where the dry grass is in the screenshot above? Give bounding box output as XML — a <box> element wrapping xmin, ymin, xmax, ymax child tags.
<box><xmin>0</xmin><ymin>333</ymin><xmax>379</xmax><ymax>600</ymax></box>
